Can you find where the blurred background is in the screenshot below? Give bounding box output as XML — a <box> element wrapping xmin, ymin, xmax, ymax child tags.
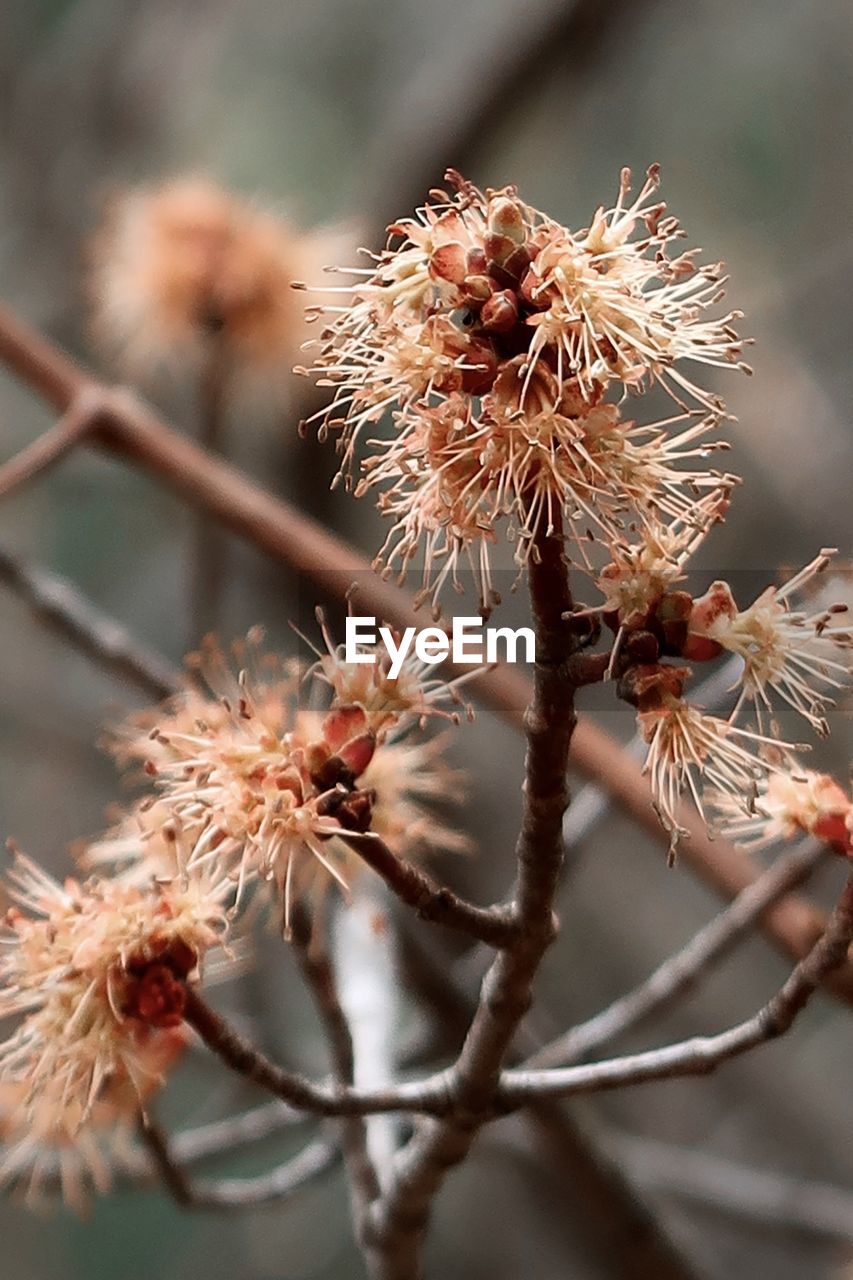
<box><xmin>0</xmin><ymin>0</ymin><xmax>851</xmax><ymax>1277</ymax></box>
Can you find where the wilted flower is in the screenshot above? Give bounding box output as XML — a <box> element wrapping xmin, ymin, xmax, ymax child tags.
<box><xmin>688</xmin><ymin>551</ymin><xmax>852</xmax><ymax>734</ymax></box>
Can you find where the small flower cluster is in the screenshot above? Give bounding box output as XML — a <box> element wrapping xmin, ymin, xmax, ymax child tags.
<box><xmin>0</xmin><ymin>847</ymin><xmax>226</xmax><ymax>1208</ymax></box>
<box><xmin>1</xmin><ymin>622</ymin><xmax>467</xmax><ymax>1207</ymax></box>
<box><xmin>89</xmin><ymin>176</ymin><xmax>346</xmax><ymax>403</ymax></box>
<box><xmin>299</xmin><ymin>166</ymin><xmax>745</xmax><ymax>614</ymax></box>
<box><xmin>101</xmin><ymin>625</ymin><xmax>469</xmax><ymax>931</ymax></box>
<box><xmin>300</xmin><ymin>168</ymin><xmax>851</xmax><ymax>855</ymax></box>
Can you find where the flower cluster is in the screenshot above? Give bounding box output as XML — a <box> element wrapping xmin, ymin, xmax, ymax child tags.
<box><xmin>0</xmin><ymin>849</ymin><xmax>226</xmax><ymax>1207</ymax></box>
<box><xmin>299</xmin><ymin>166</ymin><xmax>745</xmax><ymax>614</ymax></box>
<box><xmin>89</xmin><ymin>176</ymin><xmax>346</xmax><ymax>404</ymax></box>
<box><xmin>98</xmin><ymin>625</ymin><xmax>469</xmax><ymax>932</ymax></box>
<box><xmin>298</xmin><ymin>168</ymin><xmax>851</xmax><ymax>854</ymax></box>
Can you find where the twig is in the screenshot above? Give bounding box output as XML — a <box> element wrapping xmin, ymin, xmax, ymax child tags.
<box><xmin>0</xmin><ymin>301</ymin><xmax>848</xmax><ymax>998</ymax></box>
<box><xmin>365</xmin><ymin>519</ymin><xmax>582</xmax><ymax>1278</ymax></box>
<box><xmin>0</xmin><ymin>388</ymin><xmax>104</xmax><ymax>497</ymax></box>
<box><xmin>0</xmin><ymin>540</ymin><xmax>183</xmax><ymax>700</ymax></box>
<box><xmin>342</xmin><ymin>831</ymin><xmax>518</xmax><ymax>949</ymax></box>
<box><xmin>181</xmin><ymin>986</ymin><xmax>452</xmax><ymax>1118</ymax></box>
<box><xmin>138</xmin><ymin>1111</ymin><xmax>336</xmax><ymax>1209</ymax></box>
<box><xmin>609</xmin><ymin>1132</ymin><xmax>853</xmax><ymax>1242</ymax></box>
<box><xmin>289</xmin><ymin>904</ymin><xmax>381</xmax><ymax>1229</ymax></box>
<box><xmin>499</xmin><ymin>874</ymin><xmax>853</xmax><ymax>1106</ymax></box>
<box><xmin>527</xmin><ymin>839</ymin><xmax>830</xmax><ymax>1069</ymax></box>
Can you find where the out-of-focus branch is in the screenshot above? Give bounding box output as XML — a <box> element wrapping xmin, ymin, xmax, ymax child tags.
<box><xmin>334</xmin><ymin>881</ymin><xmax>402</xmax><ymax>1184</ymax></box>
<box><xmin>342</xmin><ymin>831</ymin><xmax>518</xmax><ymax>948</ymax></box>
<box><xmin>138</xmin><ymin>1112</ymin><xmax>336</xmax><ymax>1209</ymax></box>
<box><xmin>289</xmin><ymin>904</ymin><xmax>380</xmax><ymax>1227</ymax></box>
<box><xmin>0</xmin><ymin>300</ymin><xmax>849</xmax><ymax>1002</ymax></box>
<box><xmin>528</xmin><ymin>839</ymin><xmax>831</xmax><ymax>1070</ymax></box>
<box><xmin>500</xmin><ymin>874</ymin><xmax>853</xmax><ymax>1106</ymax></box>
<box><xmin>610</xmin><ymin>1133</ymin><xmax>853</xmax><ymax>1241</ymax></box>
<box><xmin>0</xmin><ymin>540</ymin><xmax>182</xmax><ymax>700</ymax></box>
<box><xmin>0</xmin><ymin>388</ymin><xmax>104</xmax><ymax>496</ymax></box>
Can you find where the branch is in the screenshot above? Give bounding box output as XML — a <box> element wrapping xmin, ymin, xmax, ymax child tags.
<box><xmin>289</xmin><ymin>904</ymin><xmax>381</xmax><ymax>1226</ymax></box>
<box><xmin>181</xmin><ymin>986</ymin><xmax>452</xmax><ymax>1118</ymax></box>
<box><xmin>0</xmin><ymin>540</ymin><xmax>183</xmax><ymax>700</ymax></box>
<box><xmin>498</xmin><ymin>874</ymin><xmax>853</xmax><ymax>1106</ymax></box>
<box><xmin>0</xmin><ymin>300</ymin><xmax>848</xmax><ymax>1000</ymax></box>
<box><xmin>610</xmin><ymin>1132</ymin><xmax>853</xmax><ymax>1242</ymax></box>
<box><xmin>138</xmin><ymin>1112</ymin><xmax>336</xmax><ymax>1210</ymax></box>
<box><xmin>342</xmin><ymin>832</ymin><xmax>518</xmax><ymax>948</ymax></box>
<box><xmin>0</xmin><ymin>387</ymin><xmax>104</xmax><ymax>497</ymax></box>
<box><xmin>365</xmin><ymin>519</ymin><xmax>582</xmax><ymax>1277</ymax></box>
<box><xmin>527</xmin><ymin>839</ymin><xmax>830</xmax><ymax>1069</ymax></box>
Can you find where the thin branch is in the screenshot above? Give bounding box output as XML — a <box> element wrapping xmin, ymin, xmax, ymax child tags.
<box><xmin>342</xmin><ymin>832</ymin><xmax>518</xmax><ymax>949</ymax></box>
<box><xmin>527</xmin><ymin>839</ymin><xmax>830</xmax><ymax>1070</ymax></box>
<box><xmin>0</xmin><ymin>300</ymin><xmax>848</xmax><ymax>999</ymax></box>
<box><xmin>0</xmin><ymin>541</ymin><xmax>183</xmax><ymax>700</ymax></box>
<box><xmin>0</xmin><ymin>387</ymin><xmax>104</xmax><ymax>497</ymax></box>
<box><xmin>289</xmin><ymin>904</ymin><xmax>381</xmax><ymax>1226</ymax></box>
<box><xmin>138</xmin><ymin>1113</ymin><xmax>196</xmax><ymax>1207</ymax></box>
<box><xmin>610</xmin><ymin>1132</ymin><xmax>853</xmax><ymax>1242</ymax></box>
<box><xmin>365</xmin><ymin>518</ymin><xmax>582</xmax><ymax>1278</ymax></box>
<box><xmin>138</xmin><ymin>1112</ymin><xmax>336</xmax><ymax>1209</ymax></box>
<box><xmin>499</xmin><ymin>874</ymin><xmax>853</xmax><ymax>1106</ymax></box>
<box><xmin>181</xmin><ymin>986</ymin><xmax>452</xmax><ymax>1118</ymax></box>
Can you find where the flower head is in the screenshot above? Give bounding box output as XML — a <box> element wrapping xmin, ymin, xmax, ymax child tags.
<box><xmin>0</xmin><ymin>850</ymin><xmax>227</xmax><ymax>1160</ymax></box>
<box><xmin>300</xmin><ymin>167</ymin><xmax>746</xmax><ymax>612</ymax></box>
<box><xmin>111</xmin><ymin>626</ymin><xmax>467</xmax><ymax>931</ymax></box>
<box><xmin>710</xmin><ymin>766</ymin><xmax>853</xmax><ymax>855</ymax></box>
<box><xmin>638</xmin><ymin>687</ymin><xmax>793</xmax><ymax>857</ymax></box>
<box><xmin>689</xmin><ymin>551</ymin><xmax>852</xmax><ymax>734</ymax></box>
<box><xmin>89</xmin><ymin>176</ymin><xmax>344</xmax><ymax>400</ymax></box>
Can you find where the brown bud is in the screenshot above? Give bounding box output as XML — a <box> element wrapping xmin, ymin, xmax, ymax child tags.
<box><xmin>623</xmin><ymin>630</ymin><xmax>660</xmax><ymax>665</ymax></box>
<box><xmin>487</xmin><ymin>197</ymin><xmax>526</xmax><ymax>246</ymax></box>
<box><xmin>484</xmin><ymin>231</ymin><xmax>517</xmax><ymax>267</ymax></box>
<box><xmin>429</xmin><ymin>242</ymin><xmax>467</xmax><ymax>285</ymax></box>
<box><xmin>480</xmin><ymin>289</ymin><xmax>520</xmax><ymax>333</ymax></box>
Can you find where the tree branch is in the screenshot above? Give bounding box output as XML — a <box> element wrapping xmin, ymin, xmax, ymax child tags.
<box><xmin>527</xmin><ymin>839</ymin><xmax>830</xmax><ymax>1070</ymax></box>
<box><xmin>499</xmin><ymin>874</ymin><xmax>853</xmax><ymax>1106</ymax></box>
<box><xmin>342</xmin><ymin>832</ymin><xmax>518</xmax><ymax>949</ymax></box>
<box><xmin>289</xmin><ymin>904</ymin><xmax>381</xmax><ymax>1231</ymax></box>
<box><xmin>181</xmin><ymin>986</ymin><xmax>452</xmax><ymax>1118</ymax></box>
<box><xmin>364</xmin><ymin>519</ymin><xmax>581</xmax><ymax>1279</ymax></box>
<box><xmin>0</xmin><ymin>540</ymin><xmax>182</xmax><ymax>700</ymax></box>
<box><xmin>0</xmin><ymin>300</ymin><xmax>848</xmax><ymax>999</ymax></box>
